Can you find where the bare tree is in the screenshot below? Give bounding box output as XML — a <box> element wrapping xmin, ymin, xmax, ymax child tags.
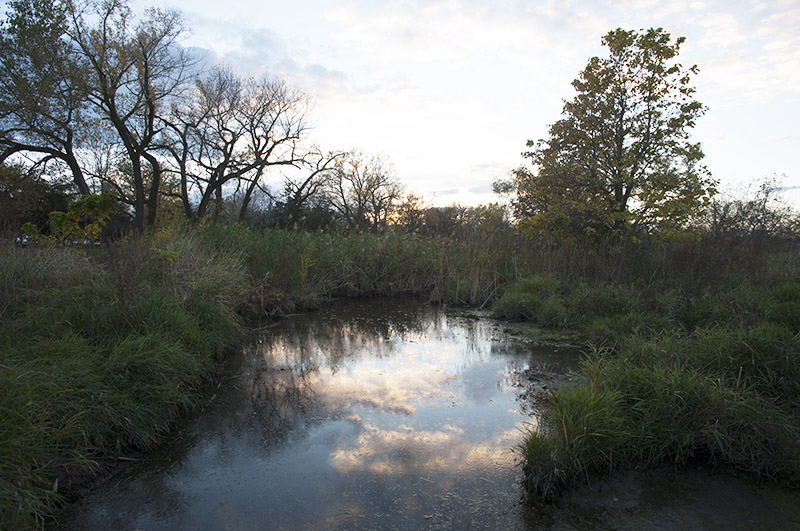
<box><xmin>326</xmin><ymin>151</ymin><xmax>402</xmax><ymax>232</ymax></box>
<box><xmin>162</xmin><ymin>66</ymin><xmax>311</xmax><ymax>221</ymax></box>
<box><xmin>1</xmin><ymin>0</ymin><xmax>330</xmax><ymax>231</ymax></box>
<box><xmin>271</xmin><ymin>149</ymin><xmax>343</xmax><ymax>227</ymax></box>
<box><xmin>67</xmin><ymin>0</ymin><xmax>194</xmax><ymax>231</ymax></box>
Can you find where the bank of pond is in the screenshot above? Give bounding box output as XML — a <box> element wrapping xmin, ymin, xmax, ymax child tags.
<box><xmin>1</xmin><ymin>224</ymin><xmax>798</xmax><ymax>528</ymax></box>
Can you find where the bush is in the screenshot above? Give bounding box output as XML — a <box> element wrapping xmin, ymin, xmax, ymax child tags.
<box><xmin>492</xmin><ymin>275</ymin><xmax>561</xmax><ymax>321</ymax></box>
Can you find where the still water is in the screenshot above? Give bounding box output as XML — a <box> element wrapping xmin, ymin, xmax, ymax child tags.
<box><xmin>57</xmin><ymin>299</ymin><xmax>579</xmax><ymax>529</ymax></box>
<box><xmin>56</xmin><ymin>299</ymin><xmax>800</xmax><ymax>530</ymax></box>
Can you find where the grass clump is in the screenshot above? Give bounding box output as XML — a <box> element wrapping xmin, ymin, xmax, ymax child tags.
<box><xmin>521</xmin><ymin>348</ymin><xmax>800</xmax><ymax>501</ymax></box>
<box><xmin>493</xmin><ymin>277</ymin><xmax>659</xmax><ymax>340</ymax></box>
<box><xmin>516</xmin><ymin>242</ymin><xmax>800</xmax><ymax>502</ymax></box>
<box><xmin>0</xmin><ymin>229</ymin><xmax>244</xmax><ymax>527</ymax></box>
<box><xmin>492</xmin><ymin>275</ymin><xmax>562</xmax><ymax>323</ymax></box>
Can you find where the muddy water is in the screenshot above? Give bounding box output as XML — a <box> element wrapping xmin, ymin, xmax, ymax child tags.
<box><xmin>56</xmin><ymin>299</ymin><xmax>800</xmax><ymax>530</ymax></box>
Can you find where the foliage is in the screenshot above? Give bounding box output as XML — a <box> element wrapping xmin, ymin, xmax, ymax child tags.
<box><xmin>0</xmin><ymin>163</ymin><xmax>73</xmax><ymax>234</ymax></box>
<box><xmin>498</xmin><ymin>27</ymin><xmax>716</xmax><ymax>242</ymax></box>
<box><xmin>20</xmin><ymin>193</ymin><xmax>116</xmax><ymax>245</ymax></box>
<box><xmin>703</xmin><ymin>176</ymin><xmax>800</xmax><ymax>242</ymax></box>
<box><xmin>0</xmin><ymin>0</ymin><xmax>93</xmax><ymax>194</ymax></box>
<box><xmin>2</xmin><ymin>202</ymin><xmax>800</xmax><ymax>523</ymax></box>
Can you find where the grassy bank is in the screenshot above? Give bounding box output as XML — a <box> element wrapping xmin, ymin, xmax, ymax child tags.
<box><xmin>0</xmin><ymin>222</ymin><xmax>517</xmax><ymax>527</ymax></box>
<box><xmin>0</xmin><ymin>229</ymin><xmax>246</xmax><ymax>527</ymax></box>
<box><xmin>3</xmin><ymin>220</ymin><xmax>798</xmax><ymax>525</ymax></box>
<box><xmin>502</xmin><ymin>242</ymin><xmax>800</xmax><ymax>501</ymax></box>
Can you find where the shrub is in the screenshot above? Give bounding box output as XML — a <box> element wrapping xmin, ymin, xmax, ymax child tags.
<box><xmin>492</xmin><ymin>275</ymin><xmax>561</xmax><ymax>321</ymax></box>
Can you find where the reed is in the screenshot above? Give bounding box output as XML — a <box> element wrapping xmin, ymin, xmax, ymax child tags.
<box><xmin>0</xmin><ymin>230</ymin><xmax>244</xmax><ymax>527</ymax></box>
<box><xmin>516</xmin><ymin>246</ymin><xmax>800</xmax><ymax>502</ymax></box>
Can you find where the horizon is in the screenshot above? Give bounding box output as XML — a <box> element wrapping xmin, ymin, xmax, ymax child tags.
<box><xmin>122</xmin><ymin>0</ymin><xmax>799</xmax><ymax>207</ymax></box>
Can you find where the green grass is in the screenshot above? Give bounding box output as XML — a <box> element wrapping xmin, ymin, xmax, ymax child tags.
<box><xmin>3</xmin><ymin>220</ymin><xmax>799</xmax><ymax>524</ymax></box>
<box><xmin>516</xmin><ymin>248</ymin><xmax>800</xmax><ymax>502</ymax></box>
<box><xmin>520</xmin><ymin>346</ymin><xmax>800</xmax><ymax>501</ymax></box>
<box><xmin>0</xmin><ymin>229</ymin><xmax>244</xmax><ymax>528</ymax></box>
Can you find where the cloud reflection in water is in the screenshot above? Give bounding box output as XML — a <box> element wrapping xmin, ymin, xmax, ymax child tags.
<box><xmin>59</xmin><ymin>299</ymin><xmax>578</xmax><ymax>530</ymax></box>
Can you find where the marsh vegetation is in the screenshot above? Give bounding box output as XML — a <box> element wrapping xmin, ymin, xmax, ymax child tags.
<box><xmin>1</xmin><ymin>2</ymin><xmax>799</xmax><ymax>527</ymax></box>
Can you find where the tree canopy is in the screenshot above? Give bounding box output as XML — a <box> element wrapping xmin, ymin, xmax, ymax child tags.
<box><xmin>498</xmin><ymin>27</ymin><xmax>716</xmax><ymax>242</ymax></box>
<box><xmin>0</xmin><ymin>0</ymin><xmax>320</xmax><ymax>233</ymax></box>
<box><xmin>0</xmin><ymin>0</ymin><xmax>92</xmax><ymax>194</ymax></box>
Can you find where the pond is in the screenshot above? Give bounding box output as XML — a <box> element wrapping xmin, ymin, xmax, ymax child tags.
<box><xmin>55</xmin><ymin>298</ymin><xmax>800</xmax><ymax>530</ymax></box>
<box><xmin>55</xmin><ymin>299</ymin><xmax>577</xmax><ymax>529</ymax></box>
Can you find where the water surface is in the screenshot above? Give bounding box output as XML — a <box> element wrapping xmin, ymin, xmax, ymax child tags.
<box><xmin>58</xmin><ymin>299</ymin><xmax>578</xmax><ymax>529</ymax></box>
<box><xmin>57</xmin><ymin>299</ymin><xmax>800</xmax><ymax>530</ymax></box>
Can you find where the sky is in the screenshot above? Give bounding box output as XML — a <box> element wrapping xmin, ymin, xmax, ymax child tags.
<box><xmin>132</xmin><ymin>1</ymin><xmax>799</xmax><ymax>206</ymax></box>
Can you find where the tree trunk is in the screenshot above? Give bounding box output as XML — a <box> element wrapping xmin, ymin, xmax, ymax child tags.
<box><xmin>144</xmin><ymin>154</ymin><xmax>161</xmax><ymax>227</ymax></box>
<box><xmin>237</xmin><ymin>168</ymin><xmax>265</xmax><ymax>223</ymax></box>
<box><xmin>130</xmin><ymin>153</ymin><xmax>146</xmax><ymax>233</ymax></box>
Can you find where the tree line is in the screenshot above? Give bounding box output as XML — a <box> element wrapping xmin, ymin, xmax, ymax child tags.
<box><xmin>3</xmin><ymin>2</ymin><xmax>794</xmax><ymax>243</ymax></box>
<box><xmin>0</xmin><ymin>0</ymin><xmax>421</xmax><ymax>234</ymax></box>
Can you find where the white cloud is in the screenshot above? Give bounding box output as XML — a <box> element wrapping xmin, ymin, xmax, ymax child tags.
<box><xmin>129</xmin><ymin>0</ymin><xmax>800</xmax><ymax>199</ymax></box>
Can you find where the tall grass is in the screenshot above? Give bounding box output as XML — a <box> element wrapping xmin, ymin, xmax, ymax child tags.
<box><xmin>0</xmin><ymin>230</ymin><xmax>244</xmax><ymax>528</ymax></box>
<box><xmin>520</xmin><ymin>348</ymin><xmax>800</xmax><ymax>501</ymax></box>
<box><xmin>198</xmin><ymin>222</ymin><xmax>519</xmax><ymax>313</ymax></box>
<box><xmin>514</xmin><ymin>242</ymin><xmax>800</xmax><ymax>502</ymax></box>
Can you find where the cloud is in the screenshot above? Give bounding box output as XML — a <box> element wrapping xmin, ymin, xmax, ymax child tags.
<box><xmin>467</xmin><ymin>184</ymin><xmax>494</xmax><ymax>195</ymax></box>
<box><xmin>308</xmin><ymin>361</ymin><xmax>459</xmax><ymax>416</ymax></box>
<box><xmin>684</xmin><ymin>2</ymin><xmax>800</xmax><ymax>104</ymax></box>
<box><xmin>177</xmin><ymin>14</ymin><xmax>352</xmax><ymax>97</ymax></box>
<box><xmin>330</xmin><ymin>423</ymin><xmax>519</xmax><ymax>477</ymax></box>
<box><xmin>470</xmin><ymin>161</ymin><xmax>509</xmax><ymax>175</ymax></box>
<box><xmin>324</xmin><ymin>1</ymin><xmax>606</xmax><ymax>74</ymax></box>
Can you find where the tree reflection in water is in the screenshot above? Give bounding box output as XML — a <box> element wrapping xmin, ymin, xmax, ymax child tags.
<box><xmin>57</xmin><ymin>298</ymin><xmax>580</xmax><ymax>530</ymax></box>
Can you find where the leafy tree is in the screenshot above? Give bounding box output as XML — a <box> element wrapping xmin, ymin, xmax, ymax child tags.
<box><xmin>45</xmin><ymin>192</ymin><xmax>117</xmax><ymax>244</ymax></box>
<box><xmin>499</xmin><ymin>27</ymin><xmax>715</xmax><ymax>242</ymax></box>
<box><xmin>0</xmin><ymin>0</ymin><xmax>93</xmax><ymax>194</ymax></box>
<box><xmin>0</xmin><ymin>163</ymin><xmax>73</xmax><ymax>232</ymax></box>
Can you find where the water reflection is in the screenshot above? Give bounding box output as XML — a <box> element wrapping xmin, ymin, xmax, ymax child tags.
<box><xmin>57</xmin><ymin>298</ymin><xmax>580</xmax><ymax>530</ymax></box>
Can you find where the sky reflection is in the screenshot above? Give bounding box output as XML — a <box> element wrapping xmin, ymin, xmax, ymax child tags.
<box><xmin>58</xmin><ymin>299</ymin><xmax>579</xmax><ymax>530</ymax></box>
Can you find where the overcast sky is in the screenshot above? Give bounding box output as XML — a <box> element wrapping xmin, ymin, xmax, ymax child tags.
<box><xmin>133</xmin><ymin>0</ymin><xmax>799</xmax><ymax>206</ymax></box>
